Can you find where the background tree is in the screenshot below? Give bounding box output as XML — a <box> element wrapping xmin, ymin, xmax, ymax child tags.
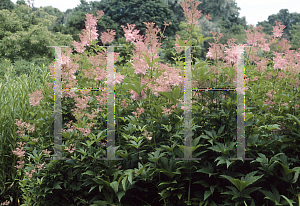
<box><xmin>60</xmin><ymin>0</ymin><xmax>181</xmax><ymax>66</ymax></box>
<box><xmin>289</xmin><ymin>22</ymin><xmax>300</xmax><ymax>50</ymax></box>
<box><xmin>158</xmin><ymin>0</ymin><xmax>248</xmax><ymax>63</ymax></box>
<box><xmin>0</xmin><ymin>4</ymin><xmax>73</xmax><ymax>67</ymax></box>
<box><xmin>257</xmin><ymin>9</ymin><xmax>300</xmax><ymax>42</ymax></box>
<box><xmin>0</xmin><ymin>0</ymin><xmax>15</xmax><ymax>11</ymax></box>
<box><xmin>16</xmin><ymin>0</ymin><xmax>27</xmax><ymax>6</ymax></box>
<box><xmin>88</xmin><ymin>0</ymin><xmax>180</xmax><ymax>41</ymax></box>
<box><xmin>37</xmin><ymin>6</ymin><xmax>67</xmax><ymax>35</ymax></box>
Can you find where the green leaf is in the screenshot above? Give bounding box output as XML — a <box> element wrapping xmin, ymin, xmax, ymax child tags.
<box><xmin>204</xmin><ymin>190</ymin><xmax>212</xmax><ymax>200</ymax></box>
<box><xmin>122</xmin><ymin>176</ymin><xmax>128</xmax><ymax>191</ymax></box>
<box><xmin>152</xmin><ymin>57</ymin><xmax>162</xmax><ymax>64</ymax></box>
<box><xmin>117</xmin><ymin>191</ymin><xmax>126</xmax><ymax>202</ymax></box>
<box><xmin>177</xmin><ymin>193</ymin><xmax>182</xmax><ymax>200</ymax></box>
<box><xmin>88</xmin><ymin>185</ymin><xmax>96</xmax><ymax>194</ymax></box>
<box><xmin>82</xmin><ymin>170</ymin><xmax>94</xmax><ymax>176</ymax></box>
<box><xmin>231</xmin><ymin>179</ymin><xmax>248</xmax><ymax>192</ymax></box>
<box><xmin>278</xmin><ymin>162</ymin><xmax>296</xmax><ymax>176</ymax></box>
<box><xmin>186</xmin><ymin>40</ymin><xmax>193</xmax><ymax>46</ymax></box>
<box><xmin>53</xmin><ymin>181</ymin><xmax>62</xmax><ymax>189</ymax></box>
<box><xmin>142</xmin><ymin>53</ymin><xmax>151</xmax><ymax>66</ymax></box>
<box><xmin>280</xmin><ymin>195</ymin><xmax>295</xmax><ymax>206</ymax></box>
<box><xmin>110</xmin><ymin>181</ymin><xmax>118</xmax><ymax>193</ymax></box>
<box><xmin>148</xmin><ymin>104</ymin><xmax>162</xmax><ymax>113</ymax></box>
<box><xmin>217</xmin><ymin>125</ymin><xmax>225</xmax><ymax>136</ymax></box>
<box><xmin>177</xmin><ymin>38</ymin><xmax>185</xmax><ymax>47</ymax></box>
<box><xmin>128</xmin><ymin>170</ymin><xmax>133</xmax><ymax>184</ymax></box>
<box><xmin>221</xmin><ymin>171</ymin><xmax>264</xmax><ymax>193</ymax></box>
<box><xmin>157</xmin><ymin>91</ymin><xmax>175</xmax><ymax>105</ymax></box>
<box><xmin>287</xmin><ymin>114</ymin><xmax>300</xmax><ymax>126</ymax></box>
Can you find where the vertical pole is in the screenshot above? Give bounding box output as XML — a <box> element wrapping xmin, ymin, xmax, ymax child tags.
<box><xmin>99</xmin><ymin>46</ymin><xmax>123</xmax><ymax>160</ymax></box>
<box><xmin>229</xmin><ymin>46</ymin><xmax>253</xmax><ymax>161</ymax></box>
<box><xmin>53</xmin><ymin>46</ymin><xmax>63</xmax><ymax>160</ymax></box>
<box><xmin>176</xmin><ymin>46</ymin><xmax>201</xmax><ymax>161</ymax></box>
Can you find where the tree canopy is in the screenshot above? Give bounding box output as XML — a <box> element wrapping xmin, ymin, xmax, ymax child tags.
<box><xmin>257</xmin><ymin>9</ymin><xmax>300</xmax><ymax>42</ymax></box>
<box><xmin>0</xmin><ymin>0</ymin><xmax>15</xmax><ymax>11</ymax></box>
<box><xmin>0</xmin><ymin>3</ymin><xmax>73</xmax><ymax>66</ymax></box>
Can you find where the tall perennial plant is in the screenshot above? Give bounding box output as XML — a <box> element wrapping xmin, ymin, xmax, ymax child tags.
<box><xmin>8</xmin><ymin>0</ymin><xmax>300</xmax><ymax>204</ymax></box>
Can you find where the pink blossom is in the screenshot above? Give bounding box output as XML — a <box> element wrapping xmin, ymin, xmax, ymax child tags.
<box><xmin>254</xmin><ymin>58</ymin><xmax>269</xmax><ymax>73</ymax></box>
<box><xmin>272</xmin><ymin>21</ymin><xmax>286</xmax><ymax>38</ymax></box>
<box><xmin>95</xmin><ymin>91</ymin><xmax>108</xmax><ymax>107</ymax></box>
<box><xmin>180</xmin><ymin>0</ymin><xmax>203</xmax><ymax>29</ymax></box>
<box><xmin>28</xmin><ymin>88</ymin><xmax>43</xmax><ymax>106</ymax></box>
<box><xmin>15</xmin><ymin>119</ymin><xmax>35</xmax><ymax>137</ymax></box>
<box><xmin>206</xmin><ymin>14</ymin><xmax>212</xmax><ymax>20</ymax></box>
<box><xmin>276</xmin><ymin>71</ymin><xmax>287</xmax><ymax>81</ymax></box>
<box><xmin>42</xmin><ymin>149</ymin><xmax>51</xmax><ymax>155</ymax></box>
<box><xmin>12</xmin><ymin>142</ymin><xmax>26</xmax><ymax>170</ymax></box>
<box><xmin>121</xmin><ymin>23</ymin><xmax>140</xmax><ymax>43</ymax></box>
<box><xmin>100</xmin><ymin>29</ymin><xmax>116</xmax><ymax>45</ymax></box>
<box><xmin>244</xmin><ymin>25</ymin><xmax>266</xmax><ymax>47</ymax></box>
<box><xmin>14</xmin><ymin>160</ymin><xmax>25</xmax><ymax>170</ymax></box>
<box><xmin>25</xmin><ymin>169</ymin><xmax>36</xmax><ymax>179</ymax></box>
<box><xmin>224</xmin><ymin>46</ymin><xmax>245</xmax><ymax>65</ymax></box>
<box><xmin>161</xmin><ymin>106</ymin><xmax>176</xmax><ymax>116</ymax></box>
<box><xmin>36</xmin><ymin>162</ymin><xmax>46</xmax><ymax>171</ymax></box>
<box><xmin>132</xmin><ymin>107</ymin><xmax>145</xmax><ymax>118</ymax></box>
<box><xmin>276</xmin><ymin>38</ymin><xmax>291</xmax><ymax>52</ymax></box>
<box><xmin>206</xmin><ymin>31</ymin><xmax>226</xmax><ymax>61</ymax></box>
<box><xmin>120</xmin><ymin>99</ymin><xmax>128</xmax><ymax>108</ymax></box>
<box><xmin>72</xmin><ymin>11</ymin><xmax>104</xmax><ymax>53</ymax></box>
<box><xmin>0</xmin><ymin>200</ymin><xmax>10</xmax><ymax>205</ymax></box>
<box><xmin>103</xmin><ymin>72</ymin><xmax>125</xmax><ymax>85</ymax></box>
<box><xmin>273</xmin><ymin>52</ymin><xmax>288</xmax><ymax>70</ymax></box>
<box><xmin>65</xmin><ymin>143</ymin><xmax>76</xmax><ymax>153</ymax></box>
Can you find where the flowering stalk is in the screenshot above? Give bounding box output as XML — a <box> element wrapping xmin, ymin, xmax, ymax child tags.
<box><xmin>20</xmin><ymin>0</ymin><xmax>298</xmax><ymax>171</ymax></box>
<box><xmin>19</xmin><ymin>0</ymin><xmax>217</xmax><ymax>158</ymax></box>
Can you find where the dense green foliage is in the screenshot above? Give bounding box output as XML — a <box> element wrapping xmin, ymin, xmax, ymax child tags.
<box><xmin>289</xmin><ymin>22</ymin><xmax>300</xmax><ymax>51</ymax></box>
<box><xmin>0</xmin><ymin>4</ymin><xmax>74</xmax><ymax>67</ymax></box>
<box><xmin>1</xmin><ymin>1</ymin><xmax>300</xmax><ymax>205</ymax></box>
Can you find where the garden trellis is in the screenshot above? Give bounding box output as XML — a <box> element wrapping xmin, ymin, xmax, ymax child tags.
<box><xmin>44</xmin><ymin>43</ymin><xmax>254</xmax><ymax>163</ymax></box>
<box><xmin>176</xmin><ymin>44</ymin><xmax>254</xmax><ymax>161</ymax></box>
<box><xmin>45</xmin><ymin>45</ymin><xmax>123</xmax><ymax>161</ymax></box>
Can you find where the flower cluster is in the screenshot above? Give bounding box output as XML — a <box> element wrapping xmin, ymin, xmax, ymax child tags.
<box><xmin>99</xmin><ymin>141</ymin><xmax>107</xmax><ymax>148</ymax></box>
<box><xmin>120</xmin><ymin>99</ymin><xmax>128</xmax><ymax>108</ymax></box>
<box><xmin>132</xmin><ymin>107</ymin><xmax>145</xmax><ymax>119</ymax></box>
<box><xmin>65</xmin><ymin>143</ymin><xmax>76</xmax><ymax>154</ymax></box>
<box><xmin>180</xmin><ymin>0</ymin><xmax>203</xmax><ymax>29</ymax></box>
<box><xmin>25</xmin><ymin>169</ymin><xmax>36</xmax><ymax>179</ymax></box>
<box><xmin>264</xmin><ymin>90</ymin><xmax>277</xmax><ymax>111</ymax></box>
<box><xmin>161</xmin><ymin>105</ymin><xmax>177</xmax><ymax>116</ymax></box>
<box><xmin>42</xmin><ymin>149</ymin><xmax>51</xmax><ymax>156</ymax></box>
<box><xmin>15</xmin><ymin>119</ymin><xmax>35</xmax><ymax>137</ymax></box>
<box><xmin>12</xmin><ymin>142</ymin><xmax>26</xmax><ymax>170</ymax></box>
<box><xmin>142</xmin><ymin>129</ymin><xmax>153</xmax><ymax>141</ymax></box>
<box><xmin>27</xmin><ymin>88</ymin><xmax>44</xmax><ymax>107</ymax></box>
<box><xmin>36</xmin><ymin>162</ymin><xmax>46</xmax><ymax>171</ymax></box>
<box><xmin>0</xmin><ymin>200</ymin><xmax>10</xmax><ymax>205</ymax></box>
